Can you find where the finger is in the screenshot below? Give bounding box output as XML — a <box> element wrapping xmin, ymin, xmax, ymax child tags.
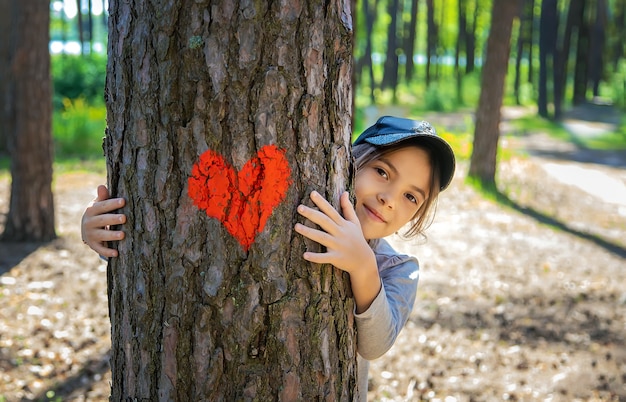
<box><xmin>89</xmin><ymin>228</ymin><xmax>125</xmax><ymax>243</ymax></box>
<box><xmin>87</xmin><ymin>213</ymin><xmax>126</xmax><ymax>229</ymax></box>
<box><xmin>294</xmin><ymin>223</ymin><xmax>333</xmax><ymax>247</ymax></box>
<box><xmin>90</xmin><ymin>242</ymin><xmax>119</xmax><ymax>258</ymax></box>
<box><xmin>296</xmin><ymin>204</ymin><xmax>336</xmax><ymax>233</ymax></box>
<box><xmin>302</xmin><ymin>251</ymin><xmax>331</xmax><ymax>265</ymax></box>
<box><xmin>95</xmin><ymin>184</ymin><xmax>111</xmax><ymax>202</ymax></box>
<box><xmin>86</xmin><ymin>198</ymin><xmax>126</xmax><ymax>217</ymax></box>
<box><xmin>309</xmin><ymin>191</ymin><xmax>344</xmax><ymax>224</ymax></box>
<box><xmin>339</xmin><ymin>192</ymin><xmax>359</xmax><ymax>223</ymax></box>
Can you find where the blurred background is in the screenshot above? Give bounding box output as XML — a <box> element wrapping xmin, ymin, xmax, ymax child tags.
<box><xmin>0</xmin><ymin>0</ymin><xmax>625</xmax><ymax>401</ymax></box>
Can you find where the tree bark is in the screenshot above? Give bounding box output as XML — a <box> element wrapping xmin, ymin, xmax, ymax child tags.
<box><xmin>426</xmin><ymin>0</ymin><xmax>437</xmax><ymax>86</ymax></box>
<box><xmin>555</xmin><ymin>0</ymin><xmax>584</xmax><ymax>120</ymax></box>
<box><xmin>1</xmin><ymin>0</ymin><xmax>55</xmax><ymax>242</ymax></box>
<box><xmin>105</xmin><ymin>1</ymin><xmax>356</xmax><ymax>400</ymax></box>
<box><xmin>404</xmin><ymin>0</ymin><xmax>419</xmax><ymax>82</ymax></box>
<box><xmin>468</xmin><ymin>0</ymin><xmax>519</xmax><ymax>187</ymax></box>
<box><xmin>381</xmin><ymin>0</ymin><xmax>400</xmax><ymax>95</ymax></box>
<box><xmin>573</xmin><ymin>0</ymin><xmax>590</xmax><ymax>105</ymax></box>
<box><xmin>0</xmin><ymin>0</ymin><xmax>12</xmax><ymax>156</ymax></box>
<box><xmin>538</xmin><ymin>0</ymin><xmax>558</xmax><ymax>118</ymax></box>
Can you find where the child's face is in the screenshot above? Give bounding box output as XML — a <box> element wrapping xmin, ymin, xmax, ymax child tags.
<box><xmin>354</xmin><ymin>145</ymin><xmax>432</xmax><ymax>240</ymax></box>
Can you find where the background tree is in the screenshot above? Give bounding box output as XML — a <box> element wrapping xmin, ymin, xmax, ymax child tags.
<box><xmin>105</xmin><ymin>1</ymin><xmax>356</xmax><ymax>400</ymax></box>
<box><xmin>513</xmin><ymin>0</ymin><xmax>535</xmax><ymax>105</ymax></box>
<box><xmin>0</xmin><ymin>0</ymin><xmax>11</xmax><ymax>156</ymax></box>
<box><xmin>537</xmin><ymin>0</ymin><xmax>558</xmax><ymax>119</ymax></box>
<box><xmin>425</xmin><ymin>0</ymin><xmax>437</xmax><ymax>87</ymax></box>
<box><xmin>355</xmin><ymin>0</ymin><xmax>379</xmax><ymax>103</ymax></box>
<box><xmin>381</xmin><ymin>0</ymin><xmax>401</xmax><ymax>96</ymax></box>
<box><xmin>554</xmin><ymin>0</ymin><xmax>583</xmax><ymax>120</ymax></box>
<box><xmin>468</xmin><ymin>0</ymin><xmax>520</xmax><ymax>187</ymax></box>
<box><xmin>1</xmin><ymin>0</ymin><xmax>55</xmax><ymax>242</ymax></box>
<box><xmin>572</xmin><ymin>0</ymin><xmax>590</xmax><ymax>105</ymax></box>
<box><xmin>404</xmin><ymin>0</ymin><xmax>419</xmax><ymax>82</ymax></box>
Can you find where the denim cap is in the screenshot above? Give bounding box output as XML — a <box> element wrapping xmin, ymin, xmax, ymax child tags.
<box><xmin>353</xmin><ymin>116</ymin><xmax>456</xmax><ymax>191</ymax></box>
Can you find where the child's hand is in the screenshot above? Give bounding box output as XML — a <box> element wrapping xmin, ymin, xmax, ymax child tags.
<box><xmin>80</xmin><ymin>185</ymin><xmax>126</xmax><ymax>258</ymax></box>
<box><xmin>294</xmin><ymin>191</ymin><xmax>375</xmax><ymax>275</ymax></box>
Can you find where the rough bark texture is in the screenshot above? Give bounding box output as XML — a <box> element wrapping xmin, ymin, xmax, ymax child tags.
<box><xmin>1</xmin><ymin>0</ymin><xmax>55</xmax><ymax>242</ymax></box>
<box><xmin>468</xmin><ymin>0</ymin><xmax>519</xmax><ymax>186</ymax></box>
<box><xmin>104</xmin><ymin>1</ymin><xmax>355</xmax><ymax>400</ymax></box>
<box><xmin>0</xmin><ymin>0</ymin><xmax>12</xmax><ymax>155</ymax></box>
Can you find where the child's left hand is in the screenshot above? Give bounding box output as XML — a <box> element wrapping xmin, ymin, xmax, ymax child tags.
<box><xmin>294</xmin><ymin>190</ymin><xmax>375</xmax><ymax>275</ymax></box>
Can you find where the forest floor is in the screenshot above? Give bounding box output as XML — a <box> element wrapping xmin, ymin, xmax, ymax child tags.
<box><xmin>0</xmin><ymin>104</ymin><xmax>625</xmax><ymax>401</ymax></box>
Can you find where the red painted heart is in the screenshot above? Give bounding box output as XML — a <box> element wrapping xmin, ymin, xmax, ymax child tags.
<box><xmin>188</xmin><ymin>145</ymin><xmax>291</xmax><ymax>251</ymax></box>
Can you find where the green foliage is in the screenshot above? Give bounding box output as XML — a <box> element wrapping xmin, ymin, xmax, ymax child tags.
<box><xmin>439</xmin><ymin>130</ymin><xmax>472</xmax><ymax>161</ymax></box>
<box><xmin>53</xmin><ymin>98</ymin><xmax>106</xmax><ymax>158</ymax></box>
<box><xmin>510</xmin><ymin>113</ymin><xmax>626</xmax><ymax>150</ymax></box>
<box><xmin>51</xmin><ymin>53</ymin><xmax>106</xmax><ymax>108</ymax></box>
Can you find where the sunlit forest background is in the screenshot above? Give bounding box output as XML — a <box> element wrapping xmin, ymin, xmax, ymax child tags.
<box><xmin>10</xmin><ymin>0</ymin><xmax>624</xmax><ymax>170</ymax></box>
<box><xmin>1</xmin><ymin>0</ymin><xmax>625</xmax><ymax>400</ymax></box>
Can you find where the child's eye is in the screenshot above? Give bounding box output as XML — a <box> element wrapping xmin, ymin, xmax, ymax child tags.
<box><xmin>405</xmin><ymin>193</ymin><xmax>418</xmax><ymax>204</ymax></box>
<box><xmin>375</xmin><ymin>167</ymin><xmax>388</xmax><ymax>179</ymax></box>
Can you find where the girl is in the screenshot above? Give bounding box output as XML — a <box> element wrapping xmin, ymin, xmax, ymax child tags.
<box><xmin>81</xmin><ymin>116</ymin><xmax>455</xmax><ymax>400</ymax></box>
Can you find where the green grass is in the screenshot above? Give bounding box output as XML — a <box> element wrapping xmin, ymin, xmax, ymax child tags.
<box><xmin>53</xmin><ymin>97</ymin><xmax>107</xmax><ymax>158</ymax></box>
<box><xmin>0</xmin><ymin>156</ymin><xmax>106</xmax><ymax>177</ymax></box>
<box><xmin>509</xmin><ymin>113</ymin><xmax>626</xmax><ymax>150</ymax></box>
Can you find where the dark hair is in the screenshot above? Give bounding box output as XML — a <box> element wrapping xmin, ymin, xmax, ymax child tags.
<box><xmin>352</xmin><ymin>141</ymin><xmax>441</xmax><ymax>240</ymax></box>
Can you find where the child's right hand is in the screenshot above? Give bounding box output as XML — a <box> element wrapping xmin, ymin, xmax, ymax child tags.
<box><xmin>80</xmin><ymin>185</ymin><xmax>126</xmax><ymax>258</ymax></box>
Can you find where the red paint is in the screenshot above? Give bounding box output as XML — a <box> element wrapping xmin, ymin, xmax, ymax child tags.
<box><xmin>188</xmin><ymin>145</ymin><xmax>291</xmax><ymax>251</ymax></box>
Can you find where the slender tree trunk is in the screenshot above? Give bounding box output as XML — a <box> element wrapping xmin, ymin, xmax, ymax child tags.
<box><xmin>105</xmin><ymin>1</ymin><xmax>356</xmax><ymax>400</ymax></box>
<box><xmin>573</xmin><ymin>0</ymin><xmax>590</xmax><ymax>105</ymax></box>
<box><xmin>404</xmin><ymin>0</ymin><xmax>419</xmax><ymax>82</ymax></box>
<box><xmin>456</xmin><ymin>0</ymin><xmax>467</xmax><ymax>105</ymax></box>
<box><xmin>382</xmin><ymin>0</ymin><xmax>400</xmax><ymax>96</ymax></box>
<box><xmin>589</xmin><ymin>0</ymin><xmax>607</xmax><ymax>97</ymax></box>
<box><xmin>538</xmin><ymin>0</ymin><xmax>558</xmax><ymax>118</ymax></box>
<box><xmin>468</xmin><ymin>0</ymin><xmax>519</xmax><ymax>187</ymax></box>
<box><xmin>614</xmin><ymin>0</ymin><xmax>626</xmax><ymax>71</ymax></box>
<box><xmin>526</xmin><ymin>0</ymin><xmax>535</xmax><ymax>85</ymax></box>
<box><xmin>555</xmin><ymin>0</ymin><xmax>584</xmax><ymax>120</ymax></box>
<box><xmin>1</xmin><ymin>0</ymin><xmax>55</xmax><ymax>242</ymax></box>
<box><xmin>76</xmin><ymin>0</ymin><xmax>85</xmax><ymax>55</ymax></box>
<box><xmin>426</xmin><ymin>0</ymin><xmax>436</xmax><ymax>86</ymax></box>
<box><xmin>88</xmin><ymin>0</ymin><xmax>94</xmax><ymax>54</ymax></box>
<box><xmin>513</xmin><ymin>0</ymin><xmax>532</xmax><ymax>105</ymax></box>
<box><xmin>0</xmin><ymin>0</ymin><xmax>12</xmax><ymax>156</ymax></box>
<box><xmin>466</xmin><ymin>0</ymin><xmax>478</xmax><ymax>74</ymax></box>
<box><xmin>362</xmin><ymin>0</ymin><xmax>378</xmax><ymax>103</ymax></box>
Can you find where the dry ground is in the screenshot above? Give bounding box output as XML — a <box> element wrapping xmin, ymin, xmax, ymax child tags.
<box><xmin>1</xmin><ymin>110</ymin><xmax>625</xmax><ymax>401</ymax></box>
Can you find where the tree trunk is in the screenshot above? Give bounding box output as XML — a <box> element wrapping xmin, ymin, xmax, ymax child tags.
<box><xmin>1</xmin><ymin>0</ymin><xmax>55</xmax><ymax>242</ymax></box>
<box><xmin>589</xmin><ymin>0</ymin><xmax>607</xmax><ymax>97</ymax></box>
<box><xmin>360</xmin><ymin>0</ymin><xmax>378</xmax><ymax>103</ymax></box>
<box><xmin>381</xmin><ymin>0</ymin><xmax>400</xmax><ymax>95</ymax></box>
<box><xmin>76</xmin><ymin>0</ymin><xmax>85</xmax><ymax>55</ymax></box>
<box><xmin>573</xmin><ymin>0</ymin><xmax>590</xmax><ymax>105</ymax></box>
<box><xmin>613</xmin><ymin>0</ymin><xmax>625</xmax><ymax>71</ymax></box>
<box><xmin>0</xmin><ymin>0</ymin><xmax>12</xmax><ymax>156</ymax></box>
<box><xmin>426</xmin><ymin>0</ymin><xmax>436</xmax><ymax>86</ymax></box>
<box><xmin>468</xmin><ymin>0</ymin><xmax>519</xmax><ymax>187</ymax></box>
<box><xmin>465</xmin><ymin>0</ymin><xmax>478</xmax><ymax>74</ymax></box>
<box><xmin>538</xmin><ymin>0</ymin><xmax>558</xmax><ymax>119</ymax></box>
<box><xmin>513</xmin><ymin>0</ymin><xmax>533</xmax><ymax>105</ymax></box>
<box><xmin>456</xmin><ymin>0</ymin><xmax>467</xmax><ymax>105</ymax></box>
<box><xmin>105</xmin><ymin>1</ymin><xmax>356</xmax><ymax>400</ymax></box>
<box><xmin>404</xmin><ymin>0</ymin><xmax>419</xmax><ymax>82</ymax></box>
<box><xmin>555</xmin><ymin>0</ymin><xmax>584</xmax><ymax>120</ymax></box>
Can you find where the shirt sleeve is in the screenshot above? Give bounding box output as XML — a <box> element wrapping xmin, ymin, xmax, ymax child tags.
<box><xmin>353</xmin><ymin>241</ymin><xmax>419</xmax><ymax>360</ymax></box>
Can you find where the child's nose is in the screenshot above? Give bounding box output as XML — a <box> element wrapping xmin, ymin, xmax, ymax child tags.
<box><xmin>377</xmin><ymin>191</ymin><xmax>396</xmax><ymax>209</ymax></box>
